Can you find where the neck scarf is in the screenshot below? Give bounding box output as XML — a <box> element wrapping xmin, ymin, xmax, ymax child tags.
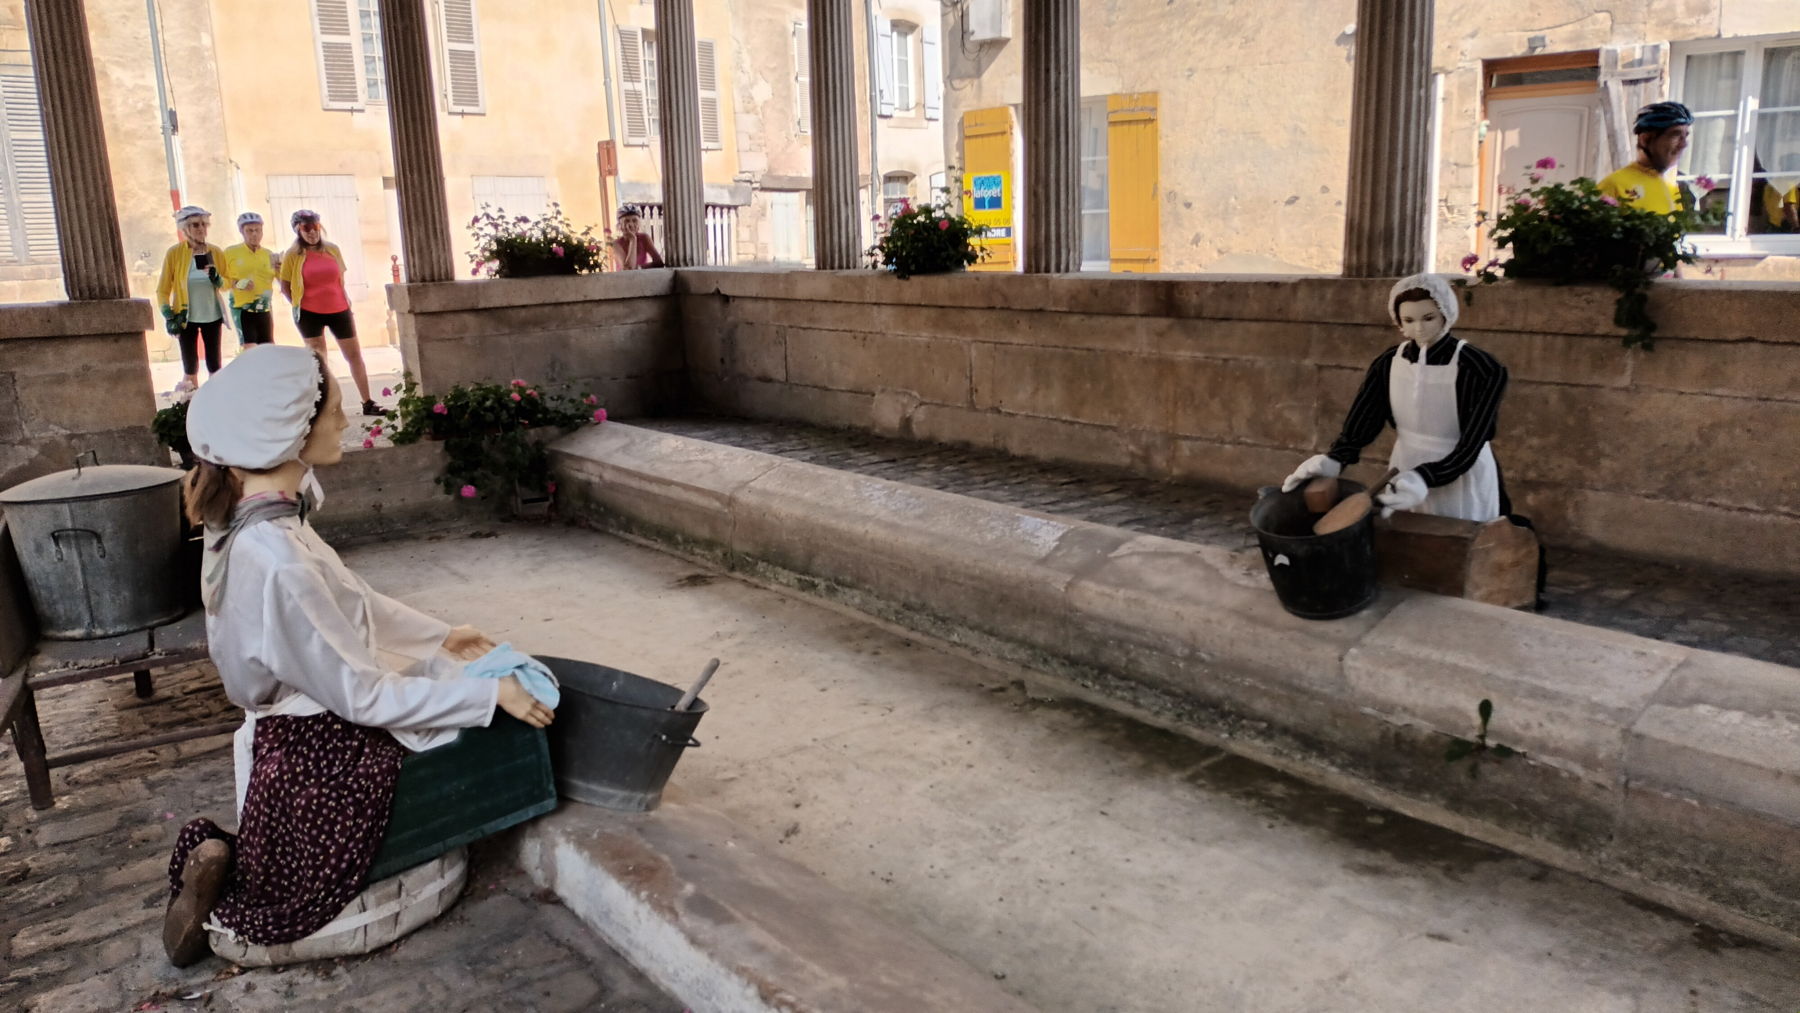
<box><xmin>202</xmin><ymin>491</ymin><xmax>311</xmax><ymax>615</ymax></box>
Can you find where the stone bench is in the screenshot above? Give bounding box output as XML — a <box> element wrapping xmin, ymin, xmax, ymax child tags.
<box><xmin>547</xmin><ymin>423</ymin><xmax>1800</xmax><ymax>948</ymax></box>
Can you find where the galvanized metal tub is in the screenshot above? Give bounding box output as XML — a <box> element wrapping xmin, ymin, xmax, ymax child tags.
<box><xmin>539</xmin><ymin>656</ymin><xmax>708</xmax><ymax>812</ymax></box>
<box><xmin>0</xmin><ymin>455</ymin><xmax>187</xmax><ymax>639</ymax></box>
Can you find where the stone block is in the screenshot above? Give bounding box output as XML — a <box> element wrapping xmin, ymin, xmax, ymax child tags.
<box><xmin>1164</xmin><ymin>437</ymin><xmax>1323</xmax><ymax>492</ymax></box>
<box><xmin>1625</xmin><ymin>651</ymin><xmax>1800</xmax><ymax>823</ymax></box>
<box><xmin>1166</xmin><ymin>355</ymin><xmax>1316</xmax><ymax>445</ymax></box>
<box><xmin>513</xmin><ymin>802</ymin><xmax>1036</xmax><ymax>1013</ymax></box>
<box><xmin>906</xmin><ymin>403</ymin><xmax>1136</xmax><ymax>472</ymax></box>
<box><xmin>721</xmin><ymin>378</ymin><xmax>876</xmax><ymax>430</ymax></box>
<box><xmin>1458</xmin><ymin>328</ymin><xmax>1634</xmax><ymax>388</ymax></box>
<box><xmin>784</xmin><ymin>329</ymin><xmax>971</xmax><ymax>406</ymax></box>
<box><xmin>550</xmin><ymin>424</ymin><xmax>777</xmax><ymax>548</ymax></box>
<box><xmin>1544</xmin><ymin>487</ymin><xmax>1800</xmax><ymax>580</ymax></box>
<box><xmin>1630</xmin><ymin>335</ymin><xmax>1800</xmax><ymax>402</ymax></box>
<box><xmin>720</xmin><ymin>321</ymin><xmax>787</xmax><ymax>382</ymax></box>
<box><xmin>1344</xmin><ymin>597</ymin><xmax>1689</xmax><ymax>783</ymax></box>
<box><xmin>0</xmin><ymin>299</ymin><xmax>152</xmax><ymax>340</ymax></box>
<box><xmin>413</xmin><ymin>298</ymin><xmax>668</xmax><ymax>341</ymax></box>
<box><xmin>1612</xmin><ymin>781</ymin><xmax>1800</xmax><ymax>938</ymax></box>
<box><xmin>971</xmin><ymin>343</ymin><xmax>1176</xmax><ymax>430</ymax></box>
<box><xmin>388</xmin><ymin>271</ymin><xmax>673</xmax><ymax>314</ymax></box>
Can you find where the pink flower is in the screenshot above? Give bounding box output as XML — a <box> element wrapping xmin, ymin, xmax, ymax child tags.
<box><xmin>938</xmin><ymin>219</ymin><xmax>950</xmax><ymax>230</ymax></box>
<box><xmin>552</xmin><ymin>244</ymin><xmax>565</xmax><ymax>257</ymax></box>
<box><xmin>526</xmin><ymin>389</ymin><xmax>537</xmax><ymax>397</ymax></box>
<box><xmin>381</xmin><ymin>387</ymin><xmax>392</xmax><ymax>397</ymax></box>
<box><xmin>471</xmin><ymin>264</ymin><xmax>481</xmax><ymax>277</ymax></box>
<box><xmin>871</xmin><ymin>214</ymin><xmax>881</xmax><ymax>221</ymax></box>
<box><xmin>546</xmin><ymin>481</ymin><xmax>558</xmax><ymax>495</ymax></box>
<box><xmin>1515</xmin><ymin>196</ymin><xmax>1533</xmax><ymax>208</ymax></box>
<box><xmin>1527</xmin><ymin>172</ymin><xmax>1544</xmax><ymax>184</ymax></box>
<box><xmin>510</xmin><ymin>392</ymin><xmax>522</xmax><ymax>401</ymax></box>
<box><xmin>432</xmin><ymin>402</ymin><xmax>448</xmax><ymax>415</ymax></box>
<box><xmin>1696</xmin><ymin>175</ymin><xmax>1717</xmax><ymax>192</ymax></box>
<box><xmin>1460</xmin><ymin>253</ymin><xmax>1480</xmax><ymax>271</ymax></box>
<box><xmin>361</xmin><ymin>438</ymin><xmax>374</xmax><ymax>449</ymax></box>
<box><xmin>592</xmin><ymin>408</ymin><xmax>608</xmax><ymax>423</ymax></box>
<box><xmin>510</xmin><ymin>379</ymin><xmax>526</xmax><ymax>387</ymax></box>
<box><xmin>583</xmin><ymin>394</ymin><xmax>597</xmax><ymax>405</ymax></box>
<box><xmin>459</xmin><ymin>484</ymin><xmax>478</xmax><ymax>498</ymax></box>
<box><xmin>370</xmin><ymin>425</ymin><xmax>382</xmax><ymax>436</ymax></box>
<box><xmin>1533</xmin><ymin>156</ymin><xmax>1558</xmax><ymax>170</ymax></box>
<box><xmin>1600</xmin><ymin>194</ymin><xmax>1620</xmax><ymax>206</ymax></box>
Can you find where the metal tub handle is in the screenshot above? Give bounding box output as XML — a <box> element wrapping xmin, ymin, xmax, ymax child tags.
<box><xmin>657</xmin><ymin>733</ymin><xmax>701</xmax><ymax>749</ymax></box>
<box><xmin>50</xmin><ymin>527</ymin><xmax>106</xmax><ymax>561</ymax></box>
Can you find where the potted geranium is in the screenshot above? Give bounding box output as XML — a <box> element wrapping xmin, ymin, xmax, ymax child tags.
<box><xmin>373</xmin><ymin>374</ymin><xmax>606</xmax><ymax>509</ymax></box>
<box><xmin>151</xmin><ymin>400</ymin><xmax>194</xmax><ymax>469</ymax></box>
<box><xmin>468</xmin><ymin>202</ymin><xmax>608</xmax><ymax>279</ymax></box>
<box><xmin>866</xmin><ymin>174</ymin><xmax>989</xmax><ymax>279</ymax></box>
<box><xmin>1464</xmin><ymin>157</ymin><xmax>1720</xmax><ymax>349</ymax></box>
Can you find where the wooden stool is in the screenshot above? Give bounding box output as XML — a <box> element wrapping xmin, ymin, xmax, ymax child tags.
<box><xmin>1375</xmin><ymin>513</ymin><xmax>1540</xmax><ymax>609</ymax></box>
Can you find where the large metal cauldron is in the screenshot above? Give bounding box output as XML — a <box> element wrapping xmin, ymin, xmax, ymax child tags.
<box><xmin>0</xmin><ymin>453</ymin><xmax>187</xmax><ymax>639</ymax></box>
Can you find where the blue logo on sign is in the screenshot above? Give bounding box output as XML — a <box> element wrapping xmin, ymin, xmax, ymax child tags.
<box><xmin>971</xmin><ymin>174</ymin><xmax>1004</xmax><ymax>211</ymax></box>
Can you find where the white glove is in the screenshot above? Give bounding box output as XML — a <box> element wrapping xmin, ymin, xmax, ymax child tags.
<box><xmin>1376</xmin><ymin>470</ymin><xmax>1428</xmax><ymax>518</ymax></box>
<box><xmin>1281</xmin><ymin>454</ymin><xmax>1341</xmax><ymax>493</ymax></box>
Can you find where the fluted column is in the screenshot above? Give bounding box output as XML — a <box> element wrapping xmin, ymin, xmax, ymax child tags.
<box><xmin>807</xmin><ymin>0</ymin><xmax>860</xmax><ymax>269</ymax></box>
<box><xmin>1341</xmin><ymin>0</ymin><xmax>1433</xmax><ymax>277</ymax></box>
<box><xmin>654</xmin><ymin>0</ymin><xmax>706</xmax><ymax>266</ymax></box>
<box><xmin>379</xmin><ymin>0</ymin><xmax>454</xmax><ymax>282</ymax></box>
<box><xmin>24</xmin><ymin>0</ymin><xmax>128</xmax><ymax>300</ymax></box>
<box><xmin>1022</xmin><ymin>0</ymin><xmax>1079</xmax><ymax>273</ymax></box>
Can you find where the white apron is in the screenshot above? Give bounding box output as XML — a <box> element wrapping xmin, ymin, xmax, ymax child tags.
<box><xmin>1387</xmin><ymin>339</ymin><xmax>1501</xmax><ymax>523</ymax></box>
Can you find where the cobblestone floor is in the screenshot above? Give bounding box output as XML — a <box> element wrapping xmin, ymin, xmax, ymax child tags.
<box><xmin>0</xmin><ymin>663</ymin><xmax>680</xmax><ymax>1013</ymax></box>
<box><xmin>640</xmin><ymin>417</ymin><xmax>1800</xmax><ymax>669</ymax></box>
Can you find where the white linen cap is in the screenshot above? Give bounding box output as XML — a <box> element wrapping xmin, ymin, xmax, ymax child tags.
<box><xmin>1387</xmin><ymin>273</ymin><xmax>1460</xmax><ymax>333</ymax></box>
<box><xmin>186</xmin><ymin>346</ymin><xmax>326</xmax><ymax>470</ymax></box>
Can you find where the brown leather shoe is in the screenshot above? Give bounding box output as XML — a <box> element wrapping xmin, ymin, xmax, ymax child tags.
<box><xmin>163</xmin><ymin>838</ymin><xmax>231</xmax><ymax>967</ymax></box>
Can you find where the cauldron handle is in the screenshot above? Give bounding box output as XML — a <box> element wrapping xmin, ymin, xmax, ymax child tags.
<box><xmin>72</xmin><ymin>449</ymin><xmax>99</xmax><ymax>478</ymax></box>
<box><xmin>51</xmin><ymin>527</ymin><xmax>106</xmax><ymax>561</ymax></box>
<box><xmin>657</xmin><ymin>733</ymin><xmax>702</xmax><ymax>749</ymax></box>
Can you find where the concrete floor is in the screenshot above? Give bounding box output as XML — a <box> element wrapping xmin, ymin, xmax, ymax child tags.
<box><xmin>355</xmin><ymin>524</ymin><xmax>1800</xmax><ymax>1013</ymax></box>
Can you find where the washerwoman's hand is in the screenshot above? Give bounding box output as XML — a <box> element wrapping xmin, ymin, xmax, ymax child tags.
<box><xmin>444</xmin><ymin>624</ymin><xmax>498</xmax><ymax>661</ymax></box>
<box><xmin>498</xmin><ymin>675</ymin><xmax>554</xmax><ymax>727</ymax></box>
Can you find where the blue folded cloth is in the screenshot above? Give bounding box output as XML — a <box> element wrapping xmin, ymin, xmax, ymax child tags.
<box><xmin>463</xmin><ymin>643</ymin><xmax>560</xmax><ymax>709</ymax></box>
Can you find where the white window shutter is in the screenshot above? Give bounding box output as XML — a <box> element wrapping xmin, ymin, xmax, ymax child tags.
<box><xmin>618</xmin><ymin>27</ymin><xmax>649</xmax><ymax>145</ymax></box>
<box><xmin>922</xmin><ymin>20</ymin><xmax>942</xmax><ymax>120</ymax></box>
<box><xmin>698</xmin><ymin>38</ymin><xmax>722</xmax><ymax>149</ymax></box>
<box><xmin>0</xmin><ymin>69</ymin><xmax>57</xmax><ymax>264</ymax></box>
<box><xmin>311</xmin><ymin>0</ymin><xmax>364</xmax><ymax>110</ymax></box>
<box><xmin>875</xmin><ymin>17</ymin><xmax>895</xmax><ymax>117</ymax></box>
<box><xmin>793</xmin><ymin>22</ymin><xmax>811</xmax><ymax>134</ymax></box>
<box><xmin>439</xmin><ymin>0</ymin><xmax>485</xmax><ymax>114</ymax></box>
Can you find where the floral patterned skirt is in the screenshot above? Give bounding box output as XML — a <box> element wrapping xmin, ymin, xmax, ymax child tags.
<box><xmin>167</xmin><ymin>712</ymin><xmax>405</xmax><ymax>946</ymax></box>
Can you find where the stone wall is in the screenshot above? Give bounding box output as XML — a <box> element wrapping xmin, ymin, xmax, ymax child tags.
<box><xmin>389</xmin><ymin>271</ymin><xmax>685</xmax><ymax>417</ymax></box>
<box><xmin>678</xmin><ymin>269</ymin><xmax>1799</xmax><ymax>578</ymax></box>
<box><xmin>0</xmin><ymin>301</ymin><xmax>161</xmax><ymax>493</ymax></box>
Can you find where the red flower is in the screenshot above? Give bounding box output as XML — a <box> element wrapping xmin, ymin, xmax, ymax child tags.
<box><xmin>583</xmin><ymin>394</ymin><xmax>597</xmax><ymax>405</ymax></box>
<box><xmin>1534</xmin><ymin>156</ymin><xmax>1558</xmax><ymax>170</ymax></box>
<box><xmin>432</xmin><ymin>402</ymin><xmax>448</xmax><ymax>415</ymax></box>
<box><xmin>546</xmin><ymin>481</ymin><xmax>558</xmax><ymax>495</ymax></box>
<box><xmin>459</xmin><ymin>484</ymin><xmax>478</xmax><ymax>498</ymax></box>
<box><xmin>938</xmin><ymin>219</ymin><xmax>950</xmax><ymax>230</ymax></box>
<box><xmin>592</xmin><ymin>408</ymin><xmax>608</xmax><ymax>423</ymax></box>
<box><xmin>1460</xmin><ymin>253</ymin><xmax>1480</xmax><ymax>271</ymax></box>
<box><xmin>510</xmin><ymin>392</ymin><xmax>522</xmax><ymax>401</ymax></box>
<box><xmin>361</xmin><ymin>438</ymin><xmax>374</xmax><ymax>449</ymax></box>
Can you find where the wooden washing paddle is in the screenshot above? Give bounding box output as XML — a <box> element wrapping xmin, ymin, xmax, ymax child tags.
<box><xmin>1313</xmin><ymin>468</ymin><xmax>1400</xmax><ymax>535</ymax></box>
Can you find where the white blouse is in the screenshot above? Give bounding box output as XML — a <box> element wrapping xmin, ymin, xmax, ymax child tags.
<box><xmin>207</xmin><ymin>515</ymin><xmax>498</xmax><ymax>736</ymax></box>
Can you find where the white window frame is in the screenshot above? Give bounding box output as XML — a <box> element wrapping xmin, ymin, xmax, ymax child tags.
<box><xmin>882</xmin><ymin>171</ymin><xmax>914</xmax><ymax>217</ymax></box>
<box><xmin>0</xmin><ymin>64</ymin><xmax>57</xmax><ymax>267</ymax></box>
<box><xmin>436</xmin><ymin>0</ymin><xmax>486</xmax><ymax>115</ymax></box>
<box><xmin>357</xmin><ymin>0</ymin><xmax>386</xmax><ymax>104</ymax></box>
<box><xmin>892</xmin><ymin>22</ymin><xmax>917</xmax><ymax>113</ymax></box>
<box><xmin>1079</xmin><ymin>97</ymin><xmax>1110</xmax><ymax>271</ymax></box>
<box><xmin>793</xmin><ymin>21</ymin><xmax>811</xmax><ymax>135</ymax></box>
<box><xmin>645</xmin><ymin>29</ymin><xmax>662</xmax><ymax>140</ymax></box>
<box><xmin>1671</xmin><ymin>33</ymin><xmax>1800</xmax><ymax>257</ymax></box>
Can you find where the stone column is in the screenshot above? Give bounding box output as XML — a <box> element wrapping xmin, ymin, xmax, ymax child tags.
<box><xmin>24</xmin><ymin>0</ymin><xmax>128</xmax><ymax>300</ymax></box>
<box><xmin>654</xmin><ymin>0</ymin><xmax>706</xmax><ymax>266</ymax></box>
<box><xmin>1340</xmin><ymin>0</ymin><xmax>1434</xmax><ymax>277</ymax></box>
<box><xmin>807</xmin><ymin>0</ymin><xmax>860</xmax><ymax>269</ymax></box>
<box><xmin>379</xmin><ymin>0</ymin><xmax>455</xmax><ymax>282</ymax></box>
<box><xmin>1022</xmin><ymin>0</ymin><xmax>1080</xmax><ymax>273</ymax></box>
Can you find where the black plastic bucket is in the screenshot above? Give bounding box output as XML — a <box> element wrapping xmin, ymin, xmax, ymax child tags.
<box><xmin>539</xmin><ymin>656</ymin><xmax>707</xmax><ymax>812</ymax></box>
<box><xmin>1248</xmin><ymin>482</ymin><xmax>1380</xmax><ymax>620</ymax></box>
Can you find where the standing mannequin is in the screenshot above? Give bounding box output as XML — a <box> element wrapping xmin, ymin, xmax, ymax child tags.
<box><xmin>1284</xmin><ymin>274</ymin><xmax>1510</xmax><ymax>523</ymax></box>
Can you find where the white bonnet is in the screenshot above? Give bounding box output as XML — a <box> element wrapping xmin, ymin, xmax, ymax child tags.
<box><xmin>185</xmin><ymin>346</ymin><xmax>326</xmax><ymax>470</ymax></box>
<box><xmin>1387</xmin><ymin>273</ymin><xmax>1460</xmax><ymax>333</ymax></box>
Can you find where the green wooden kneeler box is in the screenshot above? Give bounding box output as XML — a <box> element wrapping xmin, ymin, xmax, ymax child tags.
<box><xmin>367</xmin><ymin>712</ymin><xmax>557</xmax><ymax>882</ymax></box>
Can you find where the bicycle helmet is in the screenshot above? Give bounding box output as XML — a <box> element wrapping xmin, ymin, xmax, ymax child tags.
<box><xmin>1634</xmin><ymin>101</ymin><xmax>1693</xmax><ymax>133</ymax></box>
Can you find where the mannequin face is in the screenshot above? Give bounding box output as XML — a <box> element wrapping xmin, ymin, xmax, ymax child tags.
<box><xmin>299</xmin><ymin>373</ymin><xmax>347</xmax><ymax>467</ymax></box>
<box><xmin>1396</xmin><ymin>298</ymin><xmax>1448</xmax><ymax>347</ymax></box>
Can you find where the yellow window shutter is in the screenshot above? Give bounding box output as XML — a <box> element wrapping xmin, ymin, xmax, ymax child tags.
<box><xmin>1107</xmin><ymin>92</ymin><xmax>1159</xmax><ymax>273</ymax></box>
<box><xmin>959</xmin><ymin>106</ymin><xmax>1015</xmax><ymax>271</ymax></box>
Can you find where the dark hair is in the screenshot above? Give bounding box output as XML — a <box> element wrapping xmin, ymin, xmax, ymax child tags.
<box><xmin>1391</xmin><ymin>287</ymin><xmax>1437</xmax><ymax>320</ymax></box>
<box><xmin>181</xmin><ymin>354</ymin><xmax>333</xmax><ymax>528</ymax></box>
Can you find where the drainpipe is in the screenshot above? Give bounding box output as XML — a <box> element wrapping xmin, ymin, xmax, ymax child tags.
<box><xmin>865</xmin><ymin>0</ymin><xmax>881</xmax><ymax>243</ymax></box>
<box><xmin>146</xmin><ymin>0</ymin><xmax>182</xmax><ymax>212</ymax></box>
<box><xmin>596</xmin><ymin>0</ymin><xmax>620</xmax><ymax>228</ymax></box>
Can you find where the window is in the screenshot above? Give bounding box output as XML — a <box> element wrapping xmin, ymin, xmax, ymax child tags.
<box><xmin>357</xmin><ymin>0</ymin><xmax>385</xmax><ymax>103</ymax></box>
<box><xmin>311</xmin><ymin>0</ymin><xmax>364</xmax><ymax>110</ymax></box>
<box><xmin>618</xmin><ymin>27</ymin><xmax>654</xmax><ymax>144</ymax></box>
<box><xmin>768</xmin><ymin>191</ymin><xmax>805</xmax><ymax>263</ymax></box>
<box><xmin>0</xmin><ymin>66</ymin><xmax>57</xmax><ymax>267</ymax></box>
<box><xmin>793</xmin><ymin>21</ymin><xmax>811</xmax><ymax>134</ymax></box>
<box><xmin>644</xmin><ymin>31</ymin><xmax>661</xmax><ymax>139</ymax></box>
<box><xmin>1079</xmin><ymin>99</ymin><xmax>1109</xmax><ymax>270</ymax></box>
<box><xmin>1673</xmin><ymin>34</ymin><xmax>1800</xmax><ymax>252</ymax></box>
<box><xmin>472</xmin><ymin>176</ymin><xmax>550</xmax><ymax>220</ymax></box>
<box><xmin>882</xmin><ymin>171</ymin><xmax>914</xmax><ymax>217</ymax></box>
<box><xmin>438</xmin><ymin>0</ymin><xmax>485</xmax><ymax>114</ymax></box>
<box><xmin>893</xmin><ymin>22</ymin><xmax>916</xmax><ymax>113</ymax></box>
<box><xmin>698</xmin><ymin>38</ymin><xmax>722</xmax><ymax>149</ymax></box>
